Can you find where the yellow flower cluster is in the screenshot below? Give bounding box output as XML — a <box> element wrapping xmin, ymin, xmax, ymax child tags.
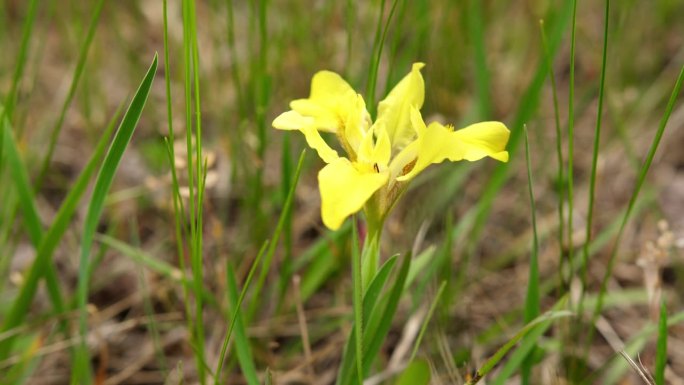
<box><xmin>273</xmin><ymin>63</ymin><xmax>510</xmax><ymax>230</ymax></box>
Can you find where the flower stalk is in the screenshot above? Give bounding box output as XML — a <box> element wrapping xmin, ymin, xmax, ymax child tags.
<box><xmin>361</xmin><ymin>216</ymin><xmax>383</xmax><ymax>291</ymax></box>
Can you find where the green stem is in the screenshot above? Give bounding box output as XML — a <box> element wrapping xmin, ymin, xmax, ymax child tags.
<box><xmin>351</xmin><ymin>221</ymin><xmax>364</xmax><ymax>385</ymax></box>
<box><xmin>361</xmin><ymin>218</ymin><xmax>383</xmax><ymax>291</ymax></box>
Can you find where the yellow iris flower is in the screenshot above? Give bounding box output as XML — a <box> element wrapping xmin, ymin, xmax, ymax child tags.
<box><xmin>273</xmin><ymin>63</ymin><xmax>510</xmax><ymax>230</ymax></box>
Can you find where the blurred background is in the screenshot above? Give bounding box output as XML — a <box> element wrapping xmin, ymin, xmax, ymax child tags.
<box><xmin>1</xmin><ymin>0</ymin><xmax>684</xmax><ymax>384</ymax></box>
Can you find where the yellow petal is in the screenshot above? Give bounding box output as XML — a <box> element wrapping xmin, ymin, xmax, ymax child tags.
<box><xmin>272</xmin><ymin>110</ymin><xmax>314</xmax><ymax>130</ymax></box>
<box><xmin>272</xmin><ymin>111</ymin><xmax>339</xmax><ymax>163</ymax></box>
<box><xmin>388</xmin><ymin>139</ymin><xmax>419</xmax><ymax>182</ymax></box>
<box><xmin>372</xmin><ymin>124</ymin><xmax>391</xmax><ymax>168</ymax></box>
<box><xmin>358</xmin><ymin>122</ymin><xmax>391</xmax><ymax>170</ymax></box>
<box><xmin>309</xmin><ymin>70</ymin><xmax>356</xmax><ymax>100</ymax></box>
<box><xmin>396</xmin><ymin>109</ymin><xmax>509</xmax><ymax>181</ymax></box>
<box><xmin>301</xmin><ymin>126</ymin><xmax>340</xmax><ymax>164</ymax></box>
<box><xmin>376</xmin><ymin>63</ymin><xmax>425</xmax><ymax>151</ymax></box>
<box><xmin>289</xmin><ymin>99</ymin><xmax>339</xmax><ymax>131</ymax></box>
<box><xmin>453</xmin><ymin>121</ymin><xmax>510</xmax><ymax>162</ymax></box>
<box><xmin>290</xmin><ymin>71</ymin><xmax>357</xmax><ymax>133</ymax></box>
<box><xmin>318</xmin><ymin>158</ymin><xmax>389</xmax><ymax>230</ymax></box>
<box><xmin>342</xmin><ymin>94</ymin><xmax>371</xmax><ymax>153</ymax></box>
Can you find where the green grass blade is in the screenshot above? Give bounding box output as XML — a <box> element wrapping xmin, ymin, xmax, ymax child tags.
<box><xmin>382</xmin><ymin>0</ymin><xmax>409</xmax><ymax>96</ymax></box>
<box><xmin>345</xmin><ymin>0</ymin><xmax>354</xmax><ymax>76</ymax></box>
<box><xmin>410</xmin><ymin>280</ymin><xmax>446</xmax><ymax>361</ymax></box>
<box><xmin>35</xmin><ymin>0</ymin><xmax>105</xmax><ymax>190</ymax></box>
<box><xmin>190</xmin><ymin>1</ymin><xmax>208</xmax><ymax>381</ymax></box>
<box><xmin>99</xmin><ymin>235</ymin><xmax>187</xmax><ymax>283</ymax></box>
<box><xmin>275</xmin><ymin>135</ymin><xmax>295</xmax><ymax>309</ymax></box>
<box><xmin>589</xmin><ymin>64</ymin><xmax>684</xmax><ymax>349</ymax></box>
<box><xmin>224</xmin><ymin>0</ymin><xmax>245</xmax><ymax>114</ymax></box>
<box><xmin>213</xmin><ymin>149</ymin><xmax>305</xmax><ymax>382</ymax></box>
<box><xmin>1</xmin><ymin>111</ymin><xmax>65</xmax><ymax>343</ymax></box>
<box><xmin>71</xmin><ymin>53</ymin><xmax>158</xmax><ymax>384</ymax></box>
<box><xmin>655</xmin><ymin>301</ymin><xmax>667</xmax><ymax>385</ymax></box>
<box><xmin>162</xmin><ymin>0</ymin><xmax>175</xmax><ymax>147</ymax></box>
<box><xmin>463</xmin><ymin>0</ymin><xmax>573</xmax><ymax>261</ymax></box>
<box><xmin>2</xmin><ymin>120</ymin><xmax>44</xmax><ymax>247</ymax></box>
<box><xmin>294</xmin><ymin>225</ymin><xmax>351</xmax><ymax>304</ymax></box>
<box><xmin>180</xmin><ymin>0</ymin><xmax>209</xmax><ymax>379</ymax></box>
<box><xmin>566</xmin><ymin>0</ymin><xmax>578</xmax><ymax>297</ymax></box>
<box><xmin>396</xmin><ymin>359</ymin><xmax>430</xmax><ymax>385</ymax></box>
<box><xmin>0</xmin><ymin>0</ymin><xmax>38</xmax><ymax>175</ymax></box>
<box><xmin>521</xmin><ymin>126</ymin><xmax>540</xmax><ymax>384</ymax></box>
<box><xmin>600</xmin><ymin>311</ymin><xmax>684</xmax><ymax>385</ymax></box>
<box><xmin>539</xmin><ymin>19</ymin><xmax>566</xmax><ymax>293</ymax></box>
<box><xmin>225</xmin><ymin>263</ymin><xmax>260</xmax><ymax>385</ymax></box>
<box><xmin>2</xmin><ymin>0</ymin><xmax>38</xmax><ymax>120</ymax></box>
<box><xmin>214</xmin><ymin>241</ymin><xmax>269</xmax><ymax>384</ymax></box>
<box><xmin>297</xmin><ymin>241</ymin><xmax>341</xmax><ymax>303</ymax></box>
<box><xmin>487</xmin><ymin>310</ymin><xmax>573</xmax><ymax>385</ymax></box>
<box><xmin>523</xmin><ymin>126</ymin><xmax>541</xmax><ymax>323</ymax></box>
<box><xmin>181</xmin><ymin>0</ymin><xmax>197</xmax><ymax>259</ymax></box>
<box><xmin>249</xmin><ymin>0</ymin><xmax>271</xmax><ymax>240</ymax></box>
<box><xmin>365</xmin><ymin>0</ymin><xmax>386</xmax><ymax>113</ymax></box>
<box><xmin>96</xmin><ymin>234</ymin><xmax>220</xmax><ymax>309</ymax></box>
<box><xmin>161</xmin><ymin>0</ymin><xmax>191</xmax><ymax>312</ymax></box>
<box><xmin>181</xmin><ymin>0</ymin><xmax>196</xmax><ymax>265</ymax></box>
<box><xmin>366</xmin><ymin>0</ymin><xmax>400</xmax><ymax>117</ymax></box>
<box><xmin>469</xmin><ymin>307</ymin><xmax>573</xmax><ymax>385</ymax></box>
<box><xmin>466</xmin><ymin>0</ymin><xmax>491</xmax><ymax>119</ymax></box>
<box><xmin>247</xmin><ymin>150</ymin><xmax>306</xmax><ymax>320</ymax></box>
<box><xmin>161</xmin><ymin>0</ymin><xmax>196</xmax><ymax>370</ymax></box>
<box><xmin>0</xmin><ymin>5</ymin><xmax>4</xmax><ymax>41</ymax></box>
<box><xmin>0</xmin><ymin>102</ymin><xmax>122</xmax><ymax>361</ymax></box>
<box><xmin>292</xmin><ymin>222</ymin><xmax>351</xmax><ymax>271</ymax></box>
<box><xmin>578</xmin><ymin>0</ymin><xmax>610</xmax><ymax>321</ymax></box>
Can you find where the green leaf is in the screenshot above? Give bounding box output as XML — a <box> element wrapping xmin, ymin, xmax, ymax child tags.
<box><xmin>405</xmin><ymin>246</ymin><xmax>436</xmax><ymax>289</ymax></box>
<box><xmin>601</xmin><ymin>310</ymin><xmax>684</xmax><ymax>385</ymax></box>
<box><xmin>521</xmin><ymin>126</ymin><xmax>540</xmax><ymax>384</ymax></box>
<box><xmin>1</xmin><ymin>124</ymin><xmax>42</xmax><ymax>246</ymax></box>
<box><xmin>463</xmin><ymin>0</ymin><xmax>574</xmax><ymax>270</ymax></box>
<box><xmin>1</xmin><ymin>0</ymin><xmax>38</xmax><ymax>120</ymax></box>
<box><xmin>214</xmin><ymin>240</ymin><xmax>268</xmax><ymax>384</ymax></box>
<box><xmin>590</xmin><ymin>64</ymin><xmax>684</xmax><ymax>348</ymax></box>
<box><xmin>0</xmin><ymin>102</ymin><xmax>122</xmax><ymax>362</ymax></box>
<box><xmin>469</xmin><ymin>305</ymin><xmax>573</xmax><ymax>385</ymax></box>
<box><xmin>655</xmin><ymin>301</ymin><xmax>668</xmax><ymax>385</ymax></box>
<box><xmin>363</xmin><ymin>255</ymin><xmax>398</xmax><ymax>322</ymax></box>
<box><xmin>225</xmin><ymin>263</ymin><xmax>260</xmax><ymax>385</ymax></box>
<box><xmin>366</xmin><ymin>0</ymin><xmax>401</xmax><ymax>117</ymax></box>
<box><xmin>410</xmin><ymin>281</ymin><xmax>446</xmax><ymax>361</ymax></box>
<box><xmin>466</xmin><ymin>0</ymin><xmax>492</xmax><ymax>119</ymax></box>
<box><xmin>540</xmin><ymin>15</ymin><xmax>566</xmax><ymax>293</ymax></box>
<box><xmin>336</xmin><ymin>255</ymin><xmax>398</xmax><ymax>385</ymax></box>
<box><xmin>575</xmin><ymin>1</ymin><xmax>611</xmax><ymax>360</ymax></box>
<box><xmin>395</xmin><ymin>359</ymin><xmax>431</xmax><ymax>385</ymax></box>
<box><xmin>1</xmin><ymin>113</ymin><xmax>65</xmax><ymax>326</ymax></box>
<box><xmin>72</xmin><ymin>53</ymin><xmax>158</xmax><ymax>384</ymax></box>
<box><xmin>96</xmin><ymin>234</ymin><xmax>219</xmax><ymax>309</ymax></box>
<box><xmin>36</xmin><ymin>0</ymin><xmax>106</xmax><ymax>189</ymax></box>
<box><xmin>363</xmin><ymin>252</ymin><xmax>411</xmax><ymax>374</ymax></box>
<box><xmin>247</xmin><ymin>150</ymin><xmax>307</xmax><ymax>320</ymax></box>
